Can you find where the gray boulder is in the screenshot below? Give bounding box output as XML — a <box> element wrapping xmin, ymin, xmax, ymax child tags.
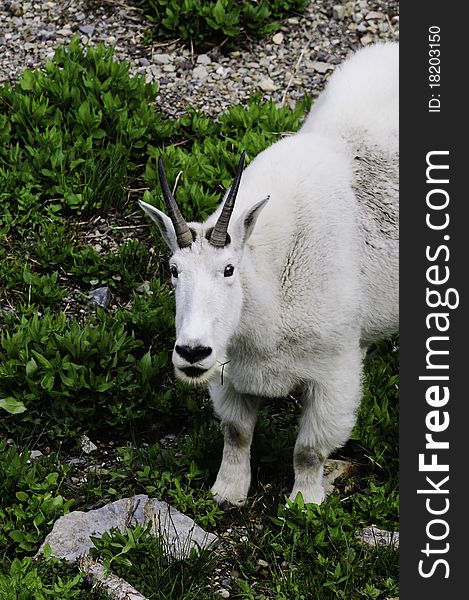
<box><xmin>36</xmin><ymin>494</ymin><xmax>219</xmax><ymax>563</ymax></box>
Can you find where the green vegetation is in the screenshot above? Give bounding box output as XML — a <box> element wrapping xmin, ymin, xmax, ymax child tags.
<box><xmin>137</xmin><ymin>0</ymin><xmax>309</xmax><ymax>48</ymax></box>
<box><xmin>0</xmin><ymin>38</ymin><xmax>398</xmax><ymax>599</ymax></box>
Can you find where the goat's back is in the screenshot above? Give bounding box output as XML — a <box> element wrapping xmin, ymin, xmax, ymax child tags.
<box><xmin>301</xmin><ymin>42</ymin><xmax>398</xmax><ymax>154</ymax></box>
<box><xmin>300</xmin><ymin>43</ymin><xmax>399</xmax><ymax>345</ymax></box>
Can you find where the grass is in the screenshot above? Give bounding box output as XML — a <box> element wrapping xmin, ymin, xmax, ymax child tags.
<box><xmin>0</xmin><ymin>38</ymin><xmax>399</xmax><ymax>599</ymax></box>
<box><xmin>136</xmin><ymin>0</ymin><xmax>309</xmax><ymax>49</ymax></box>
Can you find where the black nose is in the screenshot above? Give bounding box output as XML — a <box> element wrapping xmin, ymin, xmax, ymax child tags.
<box><xmin>175</xmin><ymin>345</ymin><xmax>212</xmax><ymax>364</ymax></box>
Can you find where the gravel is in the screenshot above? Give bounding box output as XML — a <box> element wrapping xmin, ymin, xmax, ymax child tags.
<box><xmin>0</xmin><ymin>0</ymin><xmax>399</xmax><ymax>118</ymax></box>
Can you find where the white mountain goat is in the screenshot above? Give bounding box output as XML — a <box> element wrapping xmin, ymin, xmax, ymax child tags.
<box><xmin>139</xmin><ymin>42</ymin><xmax>399</xmax><ymax>506</ymax></box>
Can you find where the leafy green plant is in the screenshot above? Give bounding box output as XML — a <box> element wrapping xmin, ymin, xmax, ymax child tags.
<box><xmin>0</xmin><ymin>308</ymin><xmax>174</xmax><ymax>440</ymax></box>
<box><xmin>0</xmin><ymin>556</ymin><xmax>101</xmax><ymax>600</ymax></box>
<box><xmin>101</xmin><ymin>442</ymin><xmax>225</xmax><ymax>528</ymax></box>
<box><xmin>138</xmin><ymin>0</ymin><xmax>309</xmax><ymax>48</ymax></box>
<box><xmin>0</xmin><ymin>36</ymin><xmax>170</xmax><ymax>233</ymax></box>
<box><xmin>0</xmin><ymin>442</ymin><xmax>74</xmax><ymax>555</ymax></box>
<box><xmin>90</xmin><ymin>524</ymin><xmax>218</xmax><ymax>599</ymax></box>
<box><xmin>143</xmin><ymin>96</ymin><xmax>311</xmax><ymax>222</ymax></box>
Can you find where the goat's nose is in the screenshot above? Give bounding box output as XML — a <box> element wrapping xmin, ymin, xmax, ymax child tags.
<box><xmin>175</xmin><ymin>345</ymin><xmax>212</xmax><ymax>364</ymax></box>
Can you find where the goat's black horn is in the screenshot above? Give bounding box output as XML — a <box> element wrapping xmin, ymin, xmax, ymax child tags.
<box><xmin>158</xmin><ymin>157</ymin><xmax>193</xmax><ymax>249</ymax></box>
<box><xmin>210</xmin><ymin>151</ymin><xmax>246</xmax><ymax>248</ymax></box>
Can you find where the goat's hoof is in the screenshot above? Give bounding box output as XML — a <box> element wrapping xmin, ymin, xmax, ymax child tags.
<box><xmin>216</xmin><ymin>499</ymin><xmax>239</xmax><ymax>512</ymax></box>
<box><xmin>288</xmin><ymin>485</ymin><xmax>325</xmax><ymax>506</ymax></box>
<box><xmin>211</xmin><ymin>482</ymin><xmax>248</xmax><ymax>509</ymax></box>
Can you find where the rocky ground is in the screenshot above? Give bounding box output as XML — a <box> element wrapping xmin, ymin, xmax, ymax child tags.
<box><xmin>1</xmin><ymin>0</ymin><xmax>399</xmax><ymax>117</ymax></box>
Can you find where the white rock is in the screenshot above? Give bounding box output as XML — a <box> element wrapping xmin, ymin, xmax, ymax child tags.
<box><xmin>80</xmin><ymin>434</ymin><xmax>97</xmax><ymax>454</ymax></box>
<box><xmin>197</xmin><ymin>54</ymin><xmax>211</xmax><ymax>65</ymax></box>
<box><xmin>258</xmin><ymin>77</ymin><xmax>277</xmax><ymax>92</ymax></box>
<box><xmin>193</xmin><ymin>65</ymin><xmax>208</xmax><ymax>80</ymax></box>
<box><xmin>332</xmin><ymin>5</ymin><xmax>345</xmax><ymax>19</ymax></box>
<box><xmin>357</xmin><ymin>525</ymin><xmax>399</xmax><ymax>548</ymax></box>
<box><xmin>310</xmin><ymin>61</ymin><xmax>334</xmax><ymax>74</ymax></box>
<box><xmin>365</xmin><ymin>11</ymin><xmax>386</xmax><ymax>21</ymax></box>
<box><xmin>154</xmin><ymin>53</ymin><xmax>171</xmax><ymax>65</ymax></box>
<box><xmin>36</xmin><ymin>495</ymin><xmax>220</xmax><ymax>563</ymax></box>
<box><xmin>79</xmin><ymin>556</ymin><xmax>148</xmax><ymax>600</ymax></box>
<box><xmin>272</xmin><ymin>32</ymin><xmax>284</xmax><ymax>45</ymax></box>
<box><xmin>323</xmin><ymin>459</ymin><xmax>351</xmax><ymax>496</ymax></box>
<box><xmin>333</xmin><ymin>2</ymin><xmax>354</xmax><ymax>19</ymax></box>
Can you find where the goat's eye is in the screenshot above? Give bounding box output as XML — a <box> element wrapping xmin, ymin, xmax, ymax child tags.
<box><xmin>224</xmin><ymin>264</ymin><xmax>235</xmax><ymax>278</ymax></box>
<box><xmin>170</xmin><ymin>265</ymin><xmax>179</xmax><ymax>278</ymax></box>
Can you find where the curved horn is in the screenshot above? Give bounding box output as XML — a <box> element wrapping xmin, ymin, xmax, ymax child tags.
<box><xmin>158</xmin><ymin>157</ymin><xmax>193</xmax><ymax>249</ymax></box>
<box><xmin>209</xmin><ymin>151</ymin><xmax>246</xmax><ymax>247</ymax></box>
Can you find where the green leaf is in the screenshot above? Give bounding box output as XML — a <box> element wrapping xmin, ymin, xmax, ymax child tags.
<box><xmin>26</xmin><ymin>357</ymin><xmax>39</xmax><ymax>377</ymax></box>
<box><xmin>40</xmin><ymin>372</ymin><xmax>55</xmax><ymax>391</ymax></box>
<box><xmin>0</xmin><ymin>397</ymin><xmax>27</xmax><ymax>414</ymax></box>
<box><xmin>20</xmin><ymin>70</ymin><xmax>34</xmax><ymax>91</ymax></box>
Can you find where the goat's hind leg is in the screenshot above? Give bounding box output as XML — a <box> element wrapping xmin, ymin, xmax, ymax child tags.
<box><xmin>210</xmin><ymin>381</ymin><xmax>261</xmax><ymax>507</ymax></box>
<box><xmin>290</xmin><ymin>349</ymin><xmax>363</xmax><ymax>504</ymax></box>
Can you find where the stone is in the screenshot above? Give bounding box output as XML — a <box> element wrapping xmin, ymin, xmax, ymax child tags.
<box><xmin>154</xmin><ymin>53</ymin><xmax>170</xmax><ymax>65</ymax></box>
<box><xmin>360</xmin><ymin>34</ymin><xmax>373</xmax><ymax>46</ymax></box>
<box><xmin>196</xmin><ymin>53</ymin><xmax>211</xmax><ymax>65</ymax></box>
<box><xmin>136</xmin><ymin>281</ymin><xmax>152</xmax><ymax>295</ymax></box>
<box><xmin>332</xmin><ymin>5</ymin><xmax>346</xmax><ymax>20</ymax></box>
<box><xmin>36</xmin><ymin>495</ymin><xmax>220</xmax><ymax>563</ymax></box>
<box><xmin>88</xmin><ymin>286</ymin><xmax>110</xmax><ymax>308</ymax></box>
<box><xmin>80</xmin><ymin>435</ymin><xmax>97</xmax><ymax>454</ymax></box>
<box><xmin>365</xmin><ymin>11</ymin><xmax>386</xmax><ymax>21</ymax></box>
<box><xmin>78</xmin><ymin>556</ymin><xmax>148</xmax><ymax>600</ymax></box>
<box><xmin>193</xmin><ymin>65</ymin><xmax>208</xmax><ymax>80</ymax></box>
<box><xmin>56</xmin><ymin>28</ymin><xmax>72</xmax><ymax>36</ymax></box>
<box><xmin>258</xmin><ymin>77</ymin><xmax>277</xmax><ymax>92</ymax></box>
<box><xmin>333</xmin><ymin>3</ymin><xmax>354</xmax><ymax>19</ymax></box>
<box><xmin>357</xmin><ymin>525</ymin><xmax>399</xmax><ymax>548</ymax></box>
<box><xmin>323</xmin><ymin>459</ymin><xmax>351</xmax><ymax>495</ymax></box>
<box><xmin>78</xmin><ymin>24</ymin><xmax>95</xmax><ymax>37</ymax></box>
<box><xmin>310</xmin><ymin>61</ymin><xmax>334</xmax><ymax>74</ymax></box>
<box><xmin>272</xmin><ymin>33</ymin><xmax>284</xmax><ymax>45</ymax></box>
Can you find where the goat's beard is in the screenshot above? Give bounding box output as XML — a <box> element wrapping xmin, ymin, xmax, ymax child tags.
<box><xmin>173</xmin><ymin>363</ymin><xmax>220</xmax><ymax>387</ymax></box>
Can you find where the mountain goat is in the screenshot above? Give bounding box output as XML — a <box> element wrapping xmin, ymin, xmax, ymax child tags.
<box><xmin>139</xmin><ymin>42</ymin><xmax>399</xmax><ymax>506</ymax></box>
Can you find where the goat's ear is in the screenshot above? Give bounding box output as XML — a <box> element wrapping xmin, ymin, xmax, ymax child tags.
<box><xmin>139</xmin><ymin>200</ymin><xmax>178</xmax><ymax>252</ymax></box>
<box><xmin>234</xmin><ymin>197</ymin><xmax>269</xmax><ymax>244</ymax></box>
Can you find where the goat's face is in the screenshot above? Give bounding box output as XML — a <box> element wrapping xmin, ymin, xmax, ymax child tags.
<box><xmin>139</xmin><ymin>154</ymin><xmax>268</xmax><ymax>386</ymax></box>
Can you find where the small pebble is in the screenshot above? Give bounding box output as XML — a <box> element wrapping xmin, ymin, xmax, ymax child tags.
<box><xmin>258</xmin><ymin>77</ymin><xmax>277</xmax><ymax>92</ymax></box>
<box><xmin>272</xmin><ymin>32</ymin><xmax>284</xmax><ymax>45</ymax></box>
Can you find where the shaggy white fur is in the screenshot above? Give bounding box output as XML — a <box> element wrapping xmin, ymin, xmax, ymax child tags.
<box><xmin>140</xmin><ymin>42</ymin><xmax>399</xmax><ymax>506</ymax></box>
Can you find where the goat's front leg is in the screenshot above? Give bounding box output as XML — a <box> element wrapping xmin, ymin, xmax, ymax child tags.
<box><xmin>291</xmin><ymin>348</ymin><xmax>363</xmax><ymax>504</ymax></box>
<box><xmin>209</xmin><ymin>381</ymin><xmax>261</xmax><ymax>507</ymax></box>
